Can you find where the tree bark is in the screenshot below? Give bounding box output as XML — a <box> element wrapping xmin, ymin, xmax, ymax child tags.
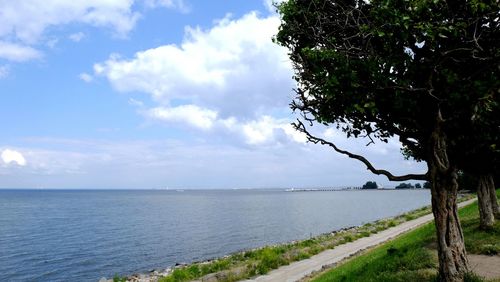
<box><xmin>428</xmin><ymin>111</ymin><xmax>469</xmax><ymax>282</ymax></box>
<box><xmin>477</xmin><ymin>174</ymin><xmax>495</xmax><ymax>229</ymax></box>
<box><xmin>485</xmin><ymin>174</ymin><xmax>500</xmax><ymax>219</ymax></box>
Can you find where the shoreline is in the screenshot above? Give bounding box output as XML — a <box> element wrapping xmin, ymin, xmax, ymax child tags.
<box><xmin>102</xmin><ymin>193</ymin><xmax>475</xmax><ymax>282</ymax></box>
<box><xmin>102</xmin><ymin>224</ymin><xmax>363</xmax><ymax>282</ymax></box>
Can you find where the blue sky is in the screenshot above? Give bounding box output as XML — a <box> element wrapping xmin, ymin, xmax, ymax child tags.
<box><xmin>0</xmin><ymin>0</ymin><xmax>426</xmax><ymax>189</ymax></box>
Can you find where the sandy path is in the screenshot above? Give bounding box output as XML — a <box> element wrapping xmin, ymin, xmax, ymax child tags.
<box><xmin>468</xmin><ymin>254</ymin><xmax>500</xmax><ymax>280</ymax></box>
<box><xmin>243</xmin><ymin>198</ymin><xmax>477</xmax><ymax>282</ymax></box>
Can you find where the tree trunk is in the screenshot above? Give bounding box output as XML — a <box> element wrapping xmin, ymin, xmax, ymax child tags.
<box><xmin>485</xmin><ymin>174</ymin><xmax>500</xmax><ymax>219</ymax></box>
<box><xmin>429</xmin><ymin>167</ymin><xmax>469</xmax><ymax>281</ymax></box>
<box><xmin>477</xmin><ymin>174</ymin><xmax>495</xmax><ymax>229</ymax></box>
<box><xmin>428</xmin><ymin>110</ymin><xmax>469</xmax><ymax>282</ymax></box>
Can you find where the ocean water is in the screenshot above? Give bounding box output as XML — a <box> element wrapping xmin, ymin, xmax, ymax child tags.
<box><xmin>0</xmin><ymin>189</ymin><xmax>430</xmax><ymax>281</ymax></box>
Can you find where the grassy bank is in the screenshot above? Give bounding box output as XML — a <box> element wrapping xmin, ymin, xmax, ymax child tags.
<box><xmin>130</xmin><ymin>193</ymin><xmax>474</xmax><ymax>282</ymax></box>
<box><xmin>312</xmin><ymin>190</ymin><xmax>500</xmax><ymax>282</ymax></box>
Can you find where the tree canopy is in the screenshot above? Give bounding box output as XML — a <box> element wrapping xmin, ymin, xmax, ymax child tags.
<box><xmin>395</xmin><ymin>182</ymin><xmax>414</xmax><ymax>189</ymax></box>
<box><xmin>362</xmin><ymin>181</ymin><xmax>378</xmax><ymax>189</ymax></box>
<box><xmin>276</xmin><ymin>0</ymin><xmax>499</xmax><ymax>168</ymax></box>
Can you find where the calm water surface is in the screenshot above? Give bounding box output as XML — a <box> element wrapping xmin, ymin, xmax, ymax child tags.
<box><xmin>0</xmin><ymin>189</ymin><xmax>430</xmax><ymax>281</ymax></box>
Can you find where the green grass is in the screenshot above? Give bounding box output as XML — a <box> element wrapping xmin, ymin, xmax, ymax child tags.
<box><xmin>312</xmin><ymin>190</ymin><xmax>500</xmax><ymax>282</ymax></box>
<box><xmin>461</xmin><ymin>204</ymin><xmax>500</xmax><ymax>255</ymax></box>
<box><xmin>314</xmin><ymin>221</ymin><xmax>437</xmax><ymax>282</ymax></box>
<box><xmin>113</xmin><ymin>275</ymin><xmax>128</xmax><ymax>282</ymax></box>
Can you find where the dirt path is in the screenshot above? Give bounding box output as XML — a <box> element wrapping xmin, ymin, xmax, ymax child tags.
<box><xmin>243</xmin><ymin>198</ymin><xmax>478</xmax><ymax>282</ymax></box>
<box><xmin>468</xmin><ymin>254</ymin><xmax>500</xmax><ymax>280</ymax></box>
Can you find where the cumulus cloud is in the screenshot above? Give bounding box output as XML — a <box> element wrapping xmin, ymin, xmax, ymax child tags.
<box><xmin>94</xmin><ymin>11</ymin><xmax>298</xmax><ymax>145</ymax></box>
<box><xmin>236</xmin><ymin>116</ymin><xmax>306</xmax><ymax>145</ymax></box>
<box><xmin>0</xmin><ymin>0</ymin><xmax>187</xmax><ymax>63</ymax></box>
<box><xmin>146</xmin><ymin>105</ymin><xmax>218</xmax><ymax>130</ymax></box>
<box><xmin>0</xmin><ymin>1</ymin><xmax>141</xmax><ymax>44</ymax></box>
<box><xmin>1</xmin><ymin>149</ymin><xmax>27</xmax><ymax>166</ymax></box>
<box><xmin>144</xmin><ymin>0</ymin><xmax>189</xmax><ymax>12</ymax></box>
<box><xmin>142</xmin><ymin>105</ymin><xmax>305</xmax><ymax>145</ymax></box>
<box><xmin>0</xmin><ymin>41</ymin><xmax>41</xmax><ymax>62</ymax></box>
<box><xmin>94</xmin><ymin>12</ymin><xmax>294</xmax><ymax>119</ymax></box>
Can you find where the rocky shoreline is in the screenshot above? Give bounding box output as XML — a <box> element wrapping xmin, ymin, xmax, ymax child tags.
<box><xmin>99</xmin><ymin>268</ymin><xmax>173</xmax><ymax>282</ymax></box>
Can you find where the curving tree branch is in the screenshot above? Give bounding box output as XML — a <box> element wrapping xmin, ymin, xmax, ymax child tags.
<box><xmin>295</xmin><ymin>120</ymin><xmax>429</xmax><ymax>181</ymax></box>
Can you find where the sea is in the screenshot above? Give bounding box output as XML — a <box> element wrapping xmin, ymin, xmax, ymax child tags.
<box><xmin>0</xmin><ymin>189</ymin><xmax>430</xmax><ymax>281</ymax></box>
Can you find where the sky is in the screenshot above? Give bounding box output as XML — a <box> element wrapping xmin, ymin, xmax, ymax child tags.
<box><xmin>0</xmin><ymin>0</ymin><xmax>427</xmax><ymax>189</ymax></box>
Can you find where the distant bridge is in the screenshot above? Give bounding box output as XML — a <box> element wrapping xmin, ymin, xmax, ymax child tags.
<box><xmin>285</xmin><ymin>187</ymin><xmax>362</xmax><ymax>192</ymax></box>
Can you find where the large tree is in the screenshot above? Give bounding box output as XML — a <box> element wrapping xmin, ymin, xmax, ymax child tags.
<box><xmin>276</xmin><ymin>0</ymin><xmax>499</xmax><ymax>281</ymax></box>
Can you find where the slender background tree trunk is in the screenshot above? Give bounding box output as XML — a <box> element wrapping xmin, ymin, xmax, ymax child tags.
<box><xmin>477</xmin><ymin>174</ymin><xmax>495</xmax><ymax>229</ymax></box>
<box><xmin>486</xmin><ymin>175</ymin><xmax>500</xmax><ymax>219</ymax></box>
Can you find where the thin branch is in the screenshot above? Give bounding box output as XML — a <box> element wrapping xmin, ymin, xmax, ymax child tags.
<box><xmin>295</xmin><ymin>120</ymin><xmax>429</xmax><ymax>181</ymax></box>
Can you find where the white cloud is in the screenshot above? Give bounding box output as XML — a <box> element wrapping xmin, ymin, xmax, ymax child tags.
<box><xmin>79</xmin><ymin>72</ymin><xmax>94</xmax><ymax>83</ymax></box>
<box><xmin>0</xmin><ymin>0</ymin><xmax>187</xmax><ymax>64</ymax></box>
<box><xmin>93</xmin><ymin>11</ymin><xmax>299</xmax><ymax>146</ymax></box>
<box><xmin>69</xmin><ymin>32</ymin><xmax>85</xmax><ymax>42</ymax></box>
<box><xmin>0</xmin><ymin>1</ymin><xmax>140</xmax><ymax>44</ymax></box>
<box><xmin>0</xmin><ymin>0</ymin><xmax>191</xmax><ymax>45</ymax></box>
<box><xmin>144</xmin><ymin>0</ymin><xmax>189</xmax><ymax>12</ymax></box>
<box><xmin>238</xmin><ymin>116</ymin><xmax>306</xmax><ymax>145</ymax></box>
<box><xmin>142</xmin><ymin>104</ymin><xmax>304</xmax><ymax>145</ymax></box>
<box><xmin>146</xmin><ymin>105</ymin><xmax>218</xmax><ymax>130</ymax></box>
<box><xmin>0</xmin><ymin>65</ymin><xmax>9</xmax><ymax>78</ymax></box>
<box><xmin>0</xmin><ymin>138</ymin><xmax>427</xmax><ymax>189</ymax></box>
<box><xmin>1</xmin><ymin>149</ymin><xmax>27</xmax><ymax>166</ymax></box>
<box><xmin>0</xmin><ymin>41</ymin><xmax>41</xmax><ymax>62</ymax></box>
<box><xmin>94</xmin><ymin>12</ymin><xmax>294</xmax><ymax>120</ymax></box>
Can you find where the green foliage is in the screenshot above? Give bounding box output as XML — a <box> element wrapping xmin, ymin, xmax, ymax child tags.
<box><xmin>359</xmin><ymin>231</ymin><xmax>371</xmax><ymax>238</ymax></box>
<box><xmin>457</xmin><ymin>171</ymin><xmax>477</xmax><ymax>191</ymax></box>
<box><xmin>464</xmin><ymin>272</ymin><xmax>487</xmax><ymax>282</ymax></box>
<box><xmin>113</xmin><ymin>275</ymin><xmax>127</xmax><ymax>282</ymax></box>
<box><xmin>395</xmin><ymin>183</ymin><xmax>414</xmax><ymax>189</ymax></box>
<box><xmin>255</xmin><ymin>248</ymin><xmax>286</xmax><ymax>274</ymax></box>
<box><xmin>362</xmin><ymin>181</ymin><xmax>378</xmax><ymax>189</ymax></box>
<box><xmin>276</xmin><ymin>0</ymin><xmax>499</xmax><ymax>168</ymax></box>
<box><xmin>387</xmin><ymin>220</ymin><xmax>398</xmax><ymax>227</ymax></box>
